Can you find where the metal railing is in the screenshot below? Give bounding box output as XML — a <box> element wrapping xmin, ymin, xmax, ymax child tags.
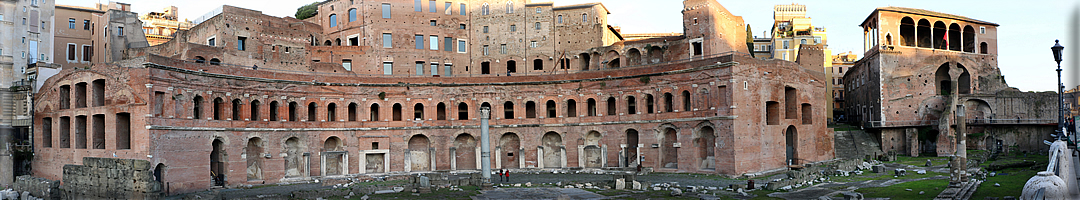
<box><xmin>179</xmin><ymin>51</ymin><xmax>745</xmax><ymax>78</ymax></box>
<box><xmin>864</xmin><ymin>118</ymin><xmax>1057</xmax><ymax>128</ymax></box>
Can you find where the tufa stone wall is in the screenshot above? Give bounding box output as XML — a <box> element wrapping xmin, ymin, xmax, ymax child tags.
<box><xmin>13</xmin><ymin>175</ymin><xmax>60</xmax><ymax>200</ymax></box>
<box><xmin>60</xmin><ymin>157</ymin><xmax>161</xmax><ymax>199</ymax></box>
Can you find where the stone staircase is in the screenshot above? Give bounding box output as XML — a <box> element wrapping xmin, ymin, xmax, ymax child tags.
<box><xmin>933</xmin><ymin>179</ymin><xmax>982</xmax><ymax>200</ymax></box>
<box><xmin>833</xmin><ymin>130</ymin><xmax>883</xmax><ymax>160</ymax></box>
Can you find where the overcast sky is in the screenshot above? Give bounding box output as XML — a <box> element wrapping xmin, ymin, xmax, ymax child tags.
<box><xmin>55</xmin><ymin>0</ymin><xmax>1077</xmax><ymax>92</ymax></box>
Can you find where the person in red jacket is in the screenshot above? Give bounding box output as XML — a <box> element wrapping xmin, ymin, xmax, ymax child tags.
<box><xmin>504</xmin><ymin>169</ymin><xmax>510</xmax><ymax>182</ymax></box>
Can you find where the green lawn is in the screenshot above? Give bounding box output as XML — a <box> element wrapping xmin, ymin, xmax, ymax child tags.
<box><xmin>348</xmin><ymin>186</ymin><xmax>480</xmax><ymax>200</ymax></box>
<box><xmin>892</xmin><ymin>156</ymin><xmax>950</xmax><ymax>167</ymax></box>
<box><xmin>856</xmin><ymin>179</ymin><xmax>949</xmax><ymax>200</ymax></box>
<box><xmin>970</xmin><ymin>168</ymin><xmax>1037</xmax><ymax>199</ymax></box>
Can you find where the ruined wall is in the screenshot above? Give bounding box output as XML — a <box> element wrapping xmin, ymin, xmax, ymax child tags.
<box><xmin>61</xmin><ymin>157</ymin><xmax>161</xmax><ymax>199</ymax></box>
<box><xmin>13</xmin><ymin>175</ymin><xmax>60</xmax><ymax>199</ymax></box>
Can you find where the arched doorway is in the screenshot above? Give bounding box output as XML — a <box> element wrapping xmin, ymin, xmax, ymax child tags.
<box><xmin>153</xmin><ymin>163</ymin><xmax>165</xmax><ymax>184</ymax></box>
<box><xmin>625</xmin><ymin>129</ymin><xmax>639</xmax><ymax>167</ymax></box>
<box><xmin>935</xmin><ymin>64</ymin><xmax>952</xmax><ymax>96</ymax></box>
<box><xmin>697</xmin><ymin>126</ymin><xmax>716</xmax><ymax>170</ymax></box>
<box><xmin>408</xmin><ymin>135</ymin><xmax>431</xmax><ymax>171</ymax></box>
<box><xmin>454</xmin><ymin>134</ymin><xmax>477</xmax><ymax>170</ymax></box>
<box><xmin>499</xmin><ymin>133</ymin><xmax>521</xmax><ymax>169</ymax></box>
<box><xmin>284</xmin><ymin>137</ymin><xmax>306</xmax><ymax>178</ymax></box>
<box><xmin>785</xmin><ymin>126</ymin><xmax>798</xmax><ymax>165</ymax></box>
<box><xmin>626</xmin><ymin>48</ymin><xmax>641</xmax><ymax>66</ymax></box>
<box><xmin>583</xmin><ymin>131</ymin><xmax>603</xmax><ymax>168</ymax></box>
<box><xmin>210</xmin><ymin>138</ymin><xmax>226</xmax><ymax>186</ymax></box>
<box><xmin>246</xmin><ymin>137</ymin><xmax>264</xmax><ymax>180</ymax></box>
<box><xmin>578</xmin><ymin>53</ymin><xmax>591</xmax><ymax>70</ymax></box>
<box><xmin>542</xmin><ymin>132</ymin><xmax>563</xmax><ymax>168</ymax></box>
<box><xmin>323</xmin><ymin>136</ymin><xmax>345</xmax><ymax>176</ymax></box>
<box><xmin>661</xmin><ymin>128</ymin><xmax>678</xmax><ymax>168</ymax></box>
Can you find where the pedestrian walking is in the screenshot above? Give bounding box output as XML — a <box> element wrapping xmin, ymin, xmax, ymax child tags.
<box><xmin>504</xmin><ymin>169</ymin><xmax>510</xmax><ymax>182</ymax></box>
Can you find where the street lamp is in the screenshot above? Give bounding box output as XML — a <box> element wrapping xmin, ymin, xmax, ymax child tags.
<box><xmin>1052</xmin><ymin>40</ymin><xmax>1065</xmax><ymax>141</ymax></box>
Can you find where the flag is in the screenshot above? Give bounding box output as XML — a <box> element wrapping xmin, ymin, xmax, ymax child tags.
<box><xmin>943</xmin><ymin>33</ymin><xmax>949</xmax><ymax>48</ymax></box>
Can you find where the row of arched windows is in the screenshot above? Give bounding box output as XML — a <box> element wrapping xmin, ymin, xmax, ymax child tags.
<box><xmin>896</xmin><ymin>17</ymin><xmax>987</xmax><ymax>54</ymax></box>
<box><xmin>183</xmin><ymin>90</ymin><xmax>715</xmax><ymax>122</ymax></box>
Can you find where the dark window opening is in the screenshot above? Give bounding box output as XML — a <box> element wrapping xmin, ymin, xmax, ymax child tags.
<box><xmin>546</xmin><ymin>100</ymin><xmax>557</xmax><ymax>118</ymax></box>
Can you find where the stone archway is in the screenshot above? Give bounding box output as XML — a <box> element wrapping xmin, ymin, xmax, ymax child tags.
<box><xmin>541</xmin><ymin>132</ymin><xmax>563</xmax><ymax>168</ymax></box>
<box><xmin>697</xmin><ymin>126</ymin><xmax>716</xmax><ymax>170</ymax></box>
<box><xmin>322</xmin><ymin>136</ymin><xmax>346</xmax><ymax>176</ymax></box>
<box><xmin>582</xmin><ymin>131</ymin><xmax>603</xmax><ymax>168</ymax></box>
<box><xmin>785</xmin><ymin>126</ymin><xmax>798</xmax><ymax>165</ymax></box>
<box><xmin>454</xmin><ymin>134</ymin><xmax>478</xmax><ymax>170</ymax></box>
<box><xmin>408</xmin><ymin>135</ymin><xmax>431</xmax><ymax>171</ymax></box>
<box><xmin>245</xmin><ymin>137</ymin><xmax>264</xmax><ymax>180</ymax></box>
<box><xmin>661</xmin><ymin>128</ymin><xmax>678</xmax><ymax>169</ymax></box>
<box><xmin>210</xmin><ymin>138</ymin><xmax>226</xmax><ymax>186</ymax></box>
<box><xmin>283</xmin><ymin>137</ymin><xmax>307</xmax><ymax>178</ymax></box>
<box><xmin>624</xmin><ymin>129</ymin><xmax>639</xmax><ymax>167</ymax></box>
<box><xmin>499</xmin><ymin>133</ymin><xmax>521</xmax><ymax>169</ymax></box>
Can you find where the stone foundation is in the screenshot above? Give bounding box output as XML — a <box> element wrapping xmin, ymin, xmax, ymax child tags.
<box><xmin>60</xmin><ymin>157</ymin><xmax>162</xmax><ymax>199</ymax></box>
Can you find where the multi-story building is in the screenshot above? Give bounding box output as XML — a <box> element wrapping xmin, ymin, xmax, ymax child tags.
<box><xmin>32</xmin><ymin>0</ymin><xmax>833</xmax><ymax>196</ymax></box>
<box><xmin>0</xmin><ymin>0</ymin><xmax>55</xmax><ymax>186</ymax></box>
<box><xmin>830</xmin><ymin>52</ymin><xmax>855</xmax><ymax>122</ymax></box>
<box><xmin>843</xmin><ymin>7</ymin><xmax>1055</xmax><ymax>157</ymax></box>
<box><xmin>139</xmin><ymin>6</ymin><xmax>192</xmax><ymax>46</ymax></box>
<box><xmin>54</xmin><ymin>5</ymin><xmax>105</xmax><ymax>70</ymax></box>
<box><xmin>769</xmin><ymin>4</ymin><xmax>827</xmax><ymax>62</ymax></box>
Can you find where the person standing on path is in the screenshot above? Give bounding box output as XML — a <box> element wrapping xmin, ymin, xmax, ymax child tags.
<box><xmin>504</xmin><ymin>169</ymin><xmax>510</xmax><ymax>182</ymax></box>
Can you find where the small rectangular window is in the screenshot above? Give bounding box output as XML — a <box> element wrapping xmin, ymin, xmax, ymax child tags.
<box><xmin>445</xmin><ymin>2</ymin><xmax>451</xmax><ymax>15</ymax></box>
<box><xmin>980</xmin><ymin>27</ymin><xmax>985</xmax><ymax>34</ymax></box>
<box><xmin>459</xmin><ymin>24</ymin><xmax>466</xmax><ymax>29</ymax></box>
<box><xmin>483</xmin><ymin>26</ymin><xmax>488</xmax><ymax>33</ymax></box>
<box><xmin>429</xmin><ymin>35</ymin><xmax>438</xmax><ymax>50</ymax></box>
<box><xmin>342</xmin><ymin>59</ymin><xmax>352</xmax><ymax>71</ymax></box>
<box><xmin>414</xmin><ymin>0</ymin><xmax>422</xmax><ymax>12</ymax></box>
<box><xmin>530</xmin><ymin>41</ymin><xmax>537</xmax><ymax>48</ymax></box>
<box><xmin>118</xmin><ymin>27</ymin><xmax>123</xmax><ymax>36</ymax></box>
<box><xmin>382</xmin><ymin>33</ymin><xmax>392</xmax><ymax>48</ymax></box>
<box><xmin>429</xmin><ymin>0</ymin><xmax>436</xmax><ymax>12</ymax></box>
<box><xmin>82</xmin><ymin>45</ymin><xmax>91</xmax><ymax>62</ymax></box>
<box><xmin>458</xmin><ymin>40</ymin><xmax>466</xmax><ymax>53</ymax></box>
<box><xmin>382</xmin><ymin>4</ymin><xmax>392</xmax><ymax>18</ymax></box>
<box><xmin>536</xmin><ymin>8</ymin><xmax>541</xmax><ymax>13</ymax></box>
<box><xmin>416</xmin><ymin>62</ymin><xmax>425</xmax><ymax>75</ymax></box>
<box><xmin>510</xmin><ymin>25</ymin><xmax>516</xmax><ymax>32</ymax></box>
<box><xmin>444</xmin><ymin>37</ymin><xmax>452</xmax><ymax>52</ymax></box>
<box><xmin>430</xmin><ymin>20</ymin><xmax>436</xmax><ymax>26</ymax></box>
<box><xmin>66</xmin><ymin>44</ymin><xmax>75</xmax><ymax>60</ymax></box>
<box><xmin>460</xmin><ymin>3</ymin><xmax>466</xmax><ymax>15</ymax></box>
<box><xmin>237</xmin><ymin>36</ymin><xmax>247</xmax><ymax>51</ymax></box>
<box><xmin>82</xmin><ymin>20</ymin><xmax>90</xmax><ymax>30</ymax></box>
<box><xmin>535</xmin><ymin>22</ymin><xmax>541</xmax><ymax>30</ymax></box>
<box><xmin>68</xmin><ymin>18</ymin><xmax>74</xmax><ymax>29</ymax></box>
<box><xmin>208</xmin><ymin>38</ymin><xmax>215</xmax><ymax>46</ymax></box>
<box><xmin>415</xmin><ymin>35</ymin><xmax>424</xmax><ymax>49</ymax></box>
<box><xmin>483</xmin><ymin>45</ymin><xmax>489</xmax><ymax>55</ymax></box>
<box><xmin>557</xmin><ymin>15</ymin><xmax>562</xmax><ymax>23</ymax></box>
<box><xmin>383</xmin><ymin>62</ymin><xmax>393</xmax><ymax>75</ymax></box>
<box><xmin>500</xmin><ymin>44</ymin><xmax>507</xmax><ymax>54</ymax></box>
<box><xmin>431</xmin><ymin>63</ymin><xmax>439</xmax><ymax>75</ymax></box>
<box><xmin>444</xmin><ymin>64</ymin><xmax>453</xmax><ymax>76</ymax></box>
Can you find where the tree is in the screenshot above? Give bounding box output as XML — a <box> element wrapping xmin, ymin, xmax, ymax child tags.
<box><xmin>295</xmin><ymin>2</ymin><xmax>320</xmax><ymax>20</ymax></box>
<box><xmin>745</xmin><ymin>25</ymin><xmax>755</xmax><ymax>57</ymax></box>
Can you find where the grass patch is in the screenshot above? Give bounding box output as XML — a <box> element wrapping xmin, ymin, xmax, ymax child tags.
<box><xmin>970</xmin><ymin>167</ymin><xmax>1039</xmax><ymax>199</ymax></box>
<box><xmin>892</xmin><ymin>156</ymin><xmax>950</xmax><ymax>167</ymax></box>
<box><xmin>856</xmin><ymin>179</ymin><xmax>948</xmax><ymax>200</ymax></box>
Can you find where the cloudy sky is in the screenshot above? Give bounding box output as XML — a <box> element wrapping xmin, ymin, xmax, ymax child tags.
<box><xmin>55</xmin><ymin>0</ymin><xmax>1077</xmax><ymax>92</ymax></box>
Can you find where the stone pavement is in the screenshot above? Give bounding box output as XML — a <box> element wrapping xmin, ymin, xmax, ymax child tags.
<box><xmin>472</xmin><ymin>188</ymin><xmax>605</xmax><ymax>200</ymax></box>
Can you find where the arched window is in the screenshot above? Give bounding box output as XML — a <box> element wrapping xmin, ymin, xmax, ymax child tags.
<box><xmin>582</xmin><ymin>13</ymin><xmax>588</xmax><ymax>23</ymax></box>
<box><xmin>481</xmin><ymin>3</ymin><xmax>489</xmax><ymax>15</ymax></box>
<box><xmin>933</xmin><ymin>21</ymin><xmax>946</xmax><ymax>50</ymax></box>
<box><xmin>663</xmin><ymin>93</ymin><xmax>673</xmax><ymax>112</ymax></box>
<box><xmin>392</xmin><ymin>103</ymin><xmax>403</xmax><ymax>121</ymax></box>
<box><xmin>645</xmin><ymin>94</ymin><xmax>654</xmax><ymax>113</ymax></box>
<box><xmin>231</xmin><ymin>99</ymin><xmax>241</xmax><ymax>120</ymax></box>
<box><xmin>681</xmin><ymin>90</ymin><xmax>691</xmax><ymax>111</ymax></box>
<box><xmin>250</xmin><ymin>100</ymin><xmax>260</xmax><ymax>121</ymax></box>
<box><xmin>370</xmin><ymin>103</ymin><xmax>380</xmax><ymax>121</ymax></box>
<box><xmin>209</xmin><ymin>58</ymin><xmax>221</xmax><ymax>65</ymax></box>
<box><xmin>458</xmin><ymin>102</ymin><xmax>468</xmax><ymax>119</ymax></box>
<box><xmin>627</xmin><ymin>96</ymin><xmax>637</xmax><ymax>114</ymax></box>
<box><xmin>414</xmin><ymin>103</ymin><xmax>424</xmax><ymax>120</ymax></box>
<box><xmin>546</xmin><ymin>100</ymin><xmax>557</xmax><ymax>118</ymax></box>
<box><xmin>948</xmin><ymin>23</ymin><xmax>961</xmax><ymax>51</ymax></box>
<box><xmin>506</xmin><ymin>1</ymin><xmax>513</xmax><ymax>14</ymax></box>
<box><xmin>587</xmin><ymin>98</ymin><xmax>597</xmax><ymax>116</ymax></box>
<box><xmin>289</xmin><ymin>102</ymin><xmax>298</xmax><ymax>121</ymax></box>
<box><xmin>566</xmin><ymin>99</ymin><xmax>577</xmax><ymax>117</ymax></box>
<box><xmin>327</xmin><ymin>103</ymin><xmax>337</xmax><ymax>121</ymax></box>
<box><xmin>917</xmin><ymin>19</ymin><xmax>931</xmax><ymax>48</ymax></box>
<box><xmin>348</xmin><ymin>9</ymin><xmax>357</xmax><ymax>22</ymax></box>
<box><xmin>437</xmin><ymin>103</ymin><xmax>447</xmax><ymax>120</ymax></box>
<box><xmin>329</xmin><ymin>14</ymin><xmax>337</xmax><ymax>28</ymax></box>
<box><xmin>504</xmin><ymin>101</ymin><xmax>514</xmax><ymax>119</ymax></box>
<box><xmin>348</xmin><ymin>103</ymin><xmax>358</xmax><ymax>121</ymax></box>
<box><xmin>963</xmin><ymin>25</ymin><xmax>975</xmax><ymax>53</ymax></box>
<box><xmin>269</xmin><ymin>101</ymin><xmax>279</xmax><ymax>121</ymax></box>
<box><xmin>194</xmin><ymin>56</ymin><xmax>206</xmax><ymax>63</ymax></box>
<box><xmin>507</xmin><ymin>60</ymin><xmax>516</xmax><ymax>73</ymax></box>
<box><xmin>193</xmin><ymin>95</ymin><xmax>204</xmax><ymax>119</ymax></box>
<box><xmin>899</xmin><ymin>17</ymin><xmax>915</xmax><ymax>46</ymax></box>
<box><xmin>606</xmin><ymin>97</ymin><xmax>616</xmax><ymax>115</ymax></box>
<box><xmin>525</xmin><ymin>101</ymin><xmax>536</xmax><ymax>118</ymax></box>
<box><xmin>980</xmin><ymin>42</ymin><xmax>988</xmax><ymax>54</ymax></box>
<box><xmin>213</xmin><ymin>97</ymin><xmax>224</xmax><ymax>120</ymax></box>
<box><xmin>307</xmin><ymin>102</ymin><xmax>317</xmax><ymax>121</ymax></box>
<box><xmin>557</xmin><ymin>15</ymin><xmax>562</xmax><ymax>23</ymax></box>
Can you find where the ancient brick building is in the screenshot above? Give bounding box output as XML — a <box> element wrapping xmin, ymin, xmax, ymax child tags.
<box><xmin>844</xmin><ymin>7</ymin><xmax>1056</xmax><ymax>157</ymax></box>
<box><xmin>32</xmin><ymin>0</ymin><xmax>832</xmax><ymax>194</ymax></box>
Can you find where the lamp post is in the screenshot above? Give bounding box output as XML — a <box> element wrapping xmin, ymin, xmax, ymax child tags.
<box><xmin>1053</xmin><ymin>40</ymin><xmax>1065</xmax><ymax>141</ymax></box>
